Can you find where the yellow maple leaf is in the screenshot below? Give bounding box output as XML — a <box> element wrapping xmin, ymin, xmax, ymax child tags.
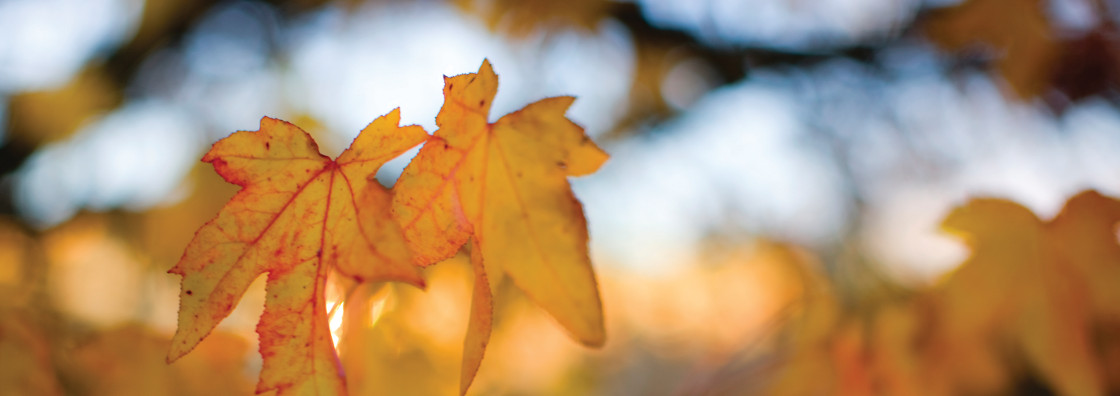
<box><xmin>168</xmin><ymin>110</ymin><xmax>427</xmax><ymax>395</ymax></box>
<box><xmin>391</xmin><ymin>60</ymin><xmax>608</xmax><ymax>394</ymax></box>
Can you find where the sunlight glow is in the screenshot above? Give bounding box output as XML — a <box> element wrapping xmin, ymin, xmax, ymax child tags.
<box><xmin>368</xmin><ymin>289</ymin><xmax>391</xmax><ymax>328</ymax></box>
<box><xmin>328</xmin><ymin>300</ymin><xmax>345</xmax><ymax>348</ymax></box>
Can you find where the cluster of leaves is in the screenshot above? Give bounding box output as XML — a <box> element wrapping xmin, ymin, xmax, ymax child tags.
<box><xmin>735</xmin><ymin>190</ymin><xmax>1120</xmax><ymax>396</ymax></box>
<box><xmin>167</xmin><ymin>60</ymin><xmax>608</xmax><ymax>395</ymax></box>
<box><xmin>925</xmin><ymin>0</ymin><xmax>1120</xmax><ymax>109</ymax></box>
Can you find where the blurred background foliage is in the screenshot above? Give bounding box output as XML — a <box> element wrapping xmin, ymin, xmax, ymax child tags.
<box><xmin>2</xmin><ymin>0</ymin><xmax>1120</xmax><ymax>394</ymax></box>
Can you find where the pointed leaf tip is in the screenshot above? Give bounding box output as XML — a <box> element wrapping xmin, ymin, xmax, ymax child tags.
<box><xmin>479</xmin><ymin>58</ymin><xmax>494</xmax><ymax>76</ymax></box>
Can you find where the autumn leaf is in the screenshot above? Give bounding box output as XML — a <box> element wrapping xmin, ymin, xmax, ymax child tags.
<box><xmin>392</xmin><ymin>60</ymin><xmax>608</xmax><ymax>393</ymax></box>
<box><xmin>1049</xmin><ymin>191</ymin><xmax>1120</xmax><ymax>320</ymax></box>
<box><xmin>938</xmin><ymin>192</ymin><xmax>1114</xmax><ymax>396</ymax></box>
<box><xmin>924</xmin><ymin>0</ymin><xmax>1061</xmax><ymax>99</ymax></box>
<box><xmin>168</xmin><ymin>110</ymin><xmax>427</xmax><ymax>395</ymax></box>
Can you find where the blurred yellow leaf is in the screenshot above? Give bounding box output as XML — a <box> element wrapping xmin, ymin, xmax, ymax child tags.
<box><xmin>340</xmin><ymin>257</ymin><xmax>474</xmax><ymax>396</ymax></box>
<box><xmin>925</xmin><ymin>0</ymin><xmax>1062</xmax><ymax>98</ymax></box>
<box><xmin>1048</xmin><ymin>191</ymin><xmax>1120</xmax><ymax>320</ymax></box>
<box><xmin>939</xmin><ymin>191</ymin><xmax>1114</xmax><ymax>396</ymax></box>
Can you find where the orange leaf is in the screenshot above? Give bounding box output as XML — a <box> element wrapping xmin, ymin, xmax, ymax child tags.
<box><xmin>939</xmin><ymin>192</ymin><xmax>1112</xmax><ymax>396</ymax></box>
<box><xmin>1049</xmin><ymin>191</ymin><xmax>1120</xmax><ymax>320</ymax></box>
<box><xmin>392</xmin><ymin>60</ymin><xmax>608</xmax><ymax>393</ymax></box>
<box><xmin>168</xmin><ymin>110</ymin><xmax>427</xmax><ymax>395</ymax></box>
<box><xmin>924</xmin><ymin>0</ymin><xmax>1061</xmax><ymax>98</ymax></box>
